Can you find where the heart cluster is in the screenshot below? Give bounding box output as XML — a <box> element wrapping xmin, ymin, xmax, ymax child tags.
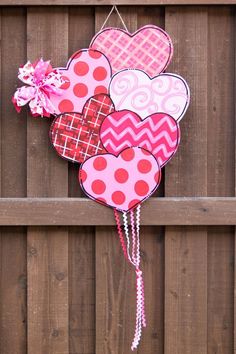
<box><xmin>12</xmin><ymin>23</ymin><xmax>191</xmax><ymax>350</ymax></box>
<box><xmin>13</xmin><ymin>25</ymin><xmax>190</xmax><ymax>212</ymax></box>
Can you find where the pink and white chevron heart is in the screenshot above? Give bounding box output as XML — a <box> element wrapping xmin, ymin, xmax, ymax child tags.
<box><xmin>100</xmin><ymin>111</ymin><xmax>180</xmax><ymax>167</ymax></box>
<box><xmin>90</xmin><ymin>25</ymin><xmax>173</xmax><ymax>77</ymax></box>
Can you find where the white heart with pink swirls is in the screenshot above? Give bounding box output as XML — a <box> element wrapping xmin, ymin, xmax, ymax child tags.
<box><xmin>109</xmin><ymin>69</ymin><xmax>190</xmax><ymax>122</ymax></box>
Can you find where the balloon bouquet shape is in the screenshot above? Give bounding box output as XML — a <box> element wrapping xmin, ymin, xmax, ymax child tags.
<box><xmin>13</xmin><ymin>23</ymin><xmax>190</xmax><ymax>350</ymax></box>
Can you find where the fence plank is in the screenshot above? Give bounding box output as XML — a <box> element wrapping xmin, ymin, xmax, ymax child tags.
<box><xmin>136</xmin><ymin>7</ymin><xmax>165</xmax><ymax>353</ymax></box>
<box><xmin>94</xmin><ymin>7</ymin><xmax>138</xmax><ymax>353</ymax></box>
<box><xmin>0</xmin><ymin>197</ymin><xmax>235</xmax><ymax>225</ymax></box>
<box><xmin>1</xmin><ymin>0</ymin><xmax>236</xmax><ymax>5</ymax></box>
<box><xmin>0</xmin><ymin>8</ymin><xmax>27</xmax><ymax>354</ymax></box>
<box><xmin>165</xmin><ymin>7</ymin><xmax>208</xmax><ymax>354</ymax></box>
<box><xmin>207</xmin><ymin>7</ymin><xmax>234</xmax><ymax>354</ymax></box>
<box><xmin>27</xmin><ymin>8</ymin><xmax>69</xmax><ymax>354</ymax></box>
<box><xmin>68</xmin><ymin>7</ymin><xmax>96</xmax><ymax>354</ymax></box>
<box><xmin>235</xmin><ymin>8</ymin><xmax>236</xmax><ymax>354</ymax></box>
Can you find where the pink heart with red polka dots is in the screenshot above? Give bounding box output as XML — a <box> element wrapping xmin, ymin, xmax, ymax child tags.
<box><xmin>79</xmin><ymin>147</ymin><xmax>161</xmax><ymax>212</ymax></box>
<box><xmin>49</xmin><ymin>49</ymin><xmax>112</xmax><ymax>115</ymax></box>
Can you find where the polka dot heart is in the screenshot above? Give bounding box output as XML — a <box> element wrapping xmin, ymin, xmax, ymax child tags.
<box><xmin>79</xmin><ymin>147</ymin><xmax>161</xmax><ymax>212</ymax></box>
<box><xmin>49</xmin><ymin>49</ymin><xmax>112</xmax><ymax>114</ymax></box>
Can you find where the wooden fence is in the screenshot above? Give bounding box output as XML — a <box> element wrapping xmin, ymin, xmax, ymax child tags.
<box><xmin>0</xmin><ymin>2</ymin><xmax>236</xmax><ymax>354</ymax></box>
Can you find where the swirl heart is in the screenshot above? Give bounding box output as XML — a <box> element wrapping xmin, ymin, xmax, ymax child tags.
<box><xmin>100</xmin><ymin>110</ymin><xmax>180</xmax><ymax>168</ymax></box>
<box><xmin>49</xmin><ymin>49</ymin><xmax>112</xmax><ymax>114</ymax></box>
<box><xmin>109</xmin><ymin>69</ymin><xmax>190</xmax><ymax>121</ymax></box>
<box><xmin>50</xmin><ymin>94</ymin><xmax>115</xmax><ymax>163</ymax></box>
<box><xmin>90</xmin><ymin>25</ymin><xmax>173</xmax><ymax>77</ymax></box>
<box><xmin>79</xmin><ymin>147</ymin><xmax>161</xmax><ymax>212</ymax></box>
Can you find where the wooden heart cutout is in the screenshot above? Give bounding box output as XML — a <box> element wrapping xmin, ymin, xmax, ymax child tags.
<box><xmin>100</xmin><ymin>110</ymin><xmax>180</xmax><ymax>167</ymax></box>
<box><xmin>50</xmin><ymin>94</ymin><xmax>115</xmax><ymax>163</ymax></box>
<box><xmin>90</xmin><ymin>25</ymin><xmax>173</xmax><ymax>77</ymax></box>
<box><xmin>49</xmin><ymin>49</ymin><xmax>112</xmax><ymax>114</ymax></box>
<box><xmin>109</xmin><ymin>70</ymin><xmax>190</xmax><ymax>122</ymax></box>
<box><xmin>79</xmin><ymin>147</ymin><xmax>161</xmax><ymax>212</ymax></box>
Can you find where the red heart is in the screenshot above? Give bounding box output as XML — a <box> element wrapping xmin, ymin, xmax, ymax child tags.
<box><xmin>100</xmin><ymin>110</ymin><xmax>180</xmax><ymax>167</ymax></box>
<box><xmin>50</xmin><ymin>94</ymin><xmax>115</xmax><ymax>163</ymax></box>
<box><xmin>79</xmin><ymin>147</ymin><xmax>161</xmax><ymax>212</ymax></box>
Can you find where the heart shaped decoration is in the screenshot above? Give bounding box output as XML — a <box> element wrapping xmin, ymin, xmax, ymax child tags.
<box><xmin>79</xmin><ymin>147</ymin><xmax>161</xmax><ymax>212</ymax></box>
<box><xmin>49</xmin><ymin>49</ymin><xmax>112</xmax><ymax>114</ymax></box>
<box><xmin>50</xmin><ymin>94</ymin><xmax>115</xmax><ymax>163</ymax></box>
<box><xmin>90</xmin><ymin>25</ymin><xmax>173</xmax><ymax>77</ymax></box>
<box><xmin>109</xmin><ymin>70</ymin><xmax>190</xmax><ymax>121</ymax></box>
<box><xmin>100</xmin><ymin>110</ymin><xmax>180</xmax><ymax>167</ymax></box>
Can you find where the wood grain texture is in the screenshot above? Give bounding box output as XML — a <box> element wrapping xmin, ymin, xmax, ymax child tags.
<box><xmin>207</xmin><ymin>7</ymin><xmax>234</xmax><ymax>354</ymax></box>
<box><xmin>95</xmin><ymin>7</ymin><xmax>138</xmax><ymax>354</ymax></box>
<box><xmin>0</xmin><ymin>8</ymin><xmax>27</xmax><ymax>354</ymax></box>
<box><xmin>27</xmin><ymin>7</ymin><xmax>69</xmax><ymax>354</ymax></box>
<box><xmin>136</xmin><ymin>8</ymin><xmax>165</xmax><ymax>353</ymax></box>
<box><xmin>1</xmin><ymin>0</ymin><xmax>236</xmax><ymax>5</ymax></box>
<box><xmin>0</xmin><ymin>5</ymin><xmax>234</xmax><ymax>354</ymax></box>
<box><xmin>235</xmin><ymin>7</ymin><xmax>236</xmax><ymax>354</ymax></box>
<box><xmin>95</xmin><ymin>225</ymin><xmax>136</xmax><ymax>353</ymax></box>
<box><xmin>165</xmin><ymin>7</ymin><xmax>208</xmax><ymax>354</ymax></box>
<box><xmin>69</xmin><ymin>226</ymin><xmax>95</xmax><ymax>354</ymax></box>
<box><xmin>0</xmin><ymin>198</ymin><xmax>235</xmax><ymax>225</ymax></box>
<box><xmin>68</xmin><ymin>8</ymin><xmax>96</xmax><ymax>354</ymax></box>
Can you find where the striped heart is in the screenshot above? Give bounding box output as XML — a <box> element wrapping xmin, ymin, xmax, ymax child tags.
<box><xmin>100</xmin><ymin>110</ymin><xmax>180</xmax><ymax>167</ymax></box>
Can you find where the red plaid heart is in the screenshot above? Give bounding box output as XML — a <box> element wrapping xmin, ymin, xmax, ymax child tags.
<box><xmin>50</xmin><ymin>94</ymin><xmax>115</xmax><ymax>163</ymax></box>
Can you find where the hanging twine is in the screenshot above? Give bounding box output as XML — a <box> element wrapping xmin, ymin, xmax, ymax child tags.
<box><xmin>100</xmin><ymin>5</ymin><xmax>129</xmax><ymax>32</ymax></box>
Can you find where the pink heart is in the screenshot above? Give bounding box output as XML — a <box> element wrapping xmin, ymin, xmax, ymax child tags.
<box><xmin>79</xmin><ymin>147</ymin><xmax>161</xmax><ymax>212</ymax></box>
<box><xmin>100</xmin><ymin>111</ymin><xmax>180</xmax><ymax>167</ymax></box>
<box><xmin>49</xmin><ymin>49</ymin><xmax>112</xmax><ymax>114</ymax></box>
<box><xmin>90</xmin><ymin>25</ymin><xmax>173</xmax><ymax>77</ymax></box>
<box><xmin>109</xmin><ymin>70</ymin><xmax>190</xmax><ymax>122</ymax></box>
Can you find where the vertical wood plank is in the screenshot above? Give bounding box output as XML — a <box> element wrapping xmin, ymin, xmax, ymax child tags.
<box><xmin>234</xmin><ymin>7</ymin><xmax>236</xmax><ymax>354</ymax></box>
<box><xmin>165</xmin><ymin>7</ymin><xmax>208</xmax><ymax>354</ymax></box>
<box><xmin>207</xmin><ymin>6</ymin><xmax>234</xmax><ymax>354</ymax></box>
<box><xmin>68</xmin><ymin>6</ymin><xmax>95</xmax><ymax>199</ymax></box>
<box><xmin>94</xmin><ymin>7</ymin><xmax>139</xmax><ymax>354</ymax></box>
<box><xmin>27</xmin><ymin>8</ymin><xmax>69</xmax><ymax>354</ymax></box>
<box><xmin>136</xmin><ymin>7</ymin><xmax>165</xmax><ymax>354</ymax></box>
<box><xmin>68</xmin><ymin>7</ymin><xmax>96</xmax><ymax>354</ymax></box>
<box><xmin>0</xmin><ymin>8</ymin><xmax>27</xmax><ymax>354</ymax></box>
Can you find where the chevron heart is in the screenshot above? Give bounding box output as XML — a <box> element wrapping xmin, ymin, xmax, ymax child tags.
<box><xmin>100</xmin><ymin>110</ymin><xmax>180</xmax><ymax>167</ymax></box>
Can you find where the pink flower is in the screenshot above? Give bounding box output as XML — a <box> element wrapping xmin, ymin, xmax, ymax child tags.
<box><xmin>12</xmin><ymin>59</ymin><xmax>65</xmax><ymax>117</ymax></box>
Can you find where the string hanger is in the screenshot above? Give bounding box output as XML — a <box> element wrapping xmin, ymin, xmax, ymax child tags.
<box><xmin>100</xmin><ymin>5</ymin><xmax>129</xmax><ymax>32</ymax></box>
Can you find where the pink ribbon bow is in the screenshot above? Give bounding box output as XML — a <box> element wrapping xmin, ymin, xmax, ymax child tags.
<box><xmin>12</xmin><ymin>59</ymin><xmax>65</xmax><ymax>117</ymax></box>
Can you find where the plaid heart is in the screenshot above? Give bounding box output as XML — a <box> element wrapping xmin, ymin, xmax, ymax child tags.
<box><xmin>90</xmin><ymin>25</ymin><xmax>173</xmax><ymax>77</ymax></box>
<box><xmin>50</xmin><ymin>94</ymin><xmax>115</xmax><ymax>163</ymax></box>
